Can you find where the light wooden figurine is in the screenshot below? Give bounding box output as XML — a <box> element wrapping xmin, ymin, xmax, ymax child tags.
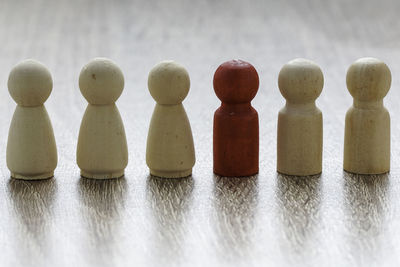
<box><xmin>7</xmin><ymin>59</ymin><xmax>58</xmax><ymax>180</ymax></box>
<box><xmin>344</xmin><ymin>57</ymin><xmax>391</xmax><ymax>174</ymax></box>
<box><xmin>277</xmin><ymin>58</ymin><xmax>324</xmax><ymax>176</ymax></box>
<box><xmin>146</xmin><ymin>61</ymin><xmax>195</xmax><ymax>178</ymax></box>
<box><xmin>77</xmin><ymin>58</ymin><xmax>128</xmax><ymax>179</ymax></box>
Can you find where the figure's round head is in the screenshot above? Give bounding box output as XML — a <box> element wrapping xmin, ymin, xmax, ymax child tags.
<box><xmin>346</xmin><ymin>57</ymin><xmax>391</xmax><ymax>102</ymax></box>
<box><xmin>213</xmin><ymin>60</ymin><xmax>259</xmax><ymax>104</ymax></box>
<box><xmin>148</xmin><ymin>61</ymin><xmax>190</xmax><ymax>105</ymax></box>
<box><xmin>79</xmin><ymin>58</ymin><xmax>124</xmax><ymax>105</ymax></box>
<box><xmin>278</xmin><ymin>58</ymin><xmax>323</xmax><ymax>104</ymax></box>
<box><xmin>8</xmin><ymin>59</ymin><xmax>53</xmax><ymax>107</ymax></box>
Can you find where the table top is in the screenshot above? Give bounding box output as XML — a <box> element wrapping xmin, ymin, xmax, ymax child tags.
<box><xmin>0</xmin><ymin>0</ymin><xmax>400</xmax><ymax>266</ymax></box>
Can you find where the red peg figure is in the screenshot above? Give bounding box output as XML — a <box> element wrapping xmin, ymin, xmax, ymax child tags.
<box><xmin>213</xmin><ymin>60</ymin><xmax>259</xmax><ymax>177</ymax></box>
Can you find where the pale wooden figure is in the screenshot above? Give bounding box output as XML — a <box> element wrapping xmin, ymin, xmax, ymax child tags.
<box><xmin>77</xmin><ymin>58</ymin><xmax>128</xmax><ymax>179</ymax></box>
<box><xmin>277</xmin><ymin>58</ymin><xmax>324</xmax><ymax>176</ymax></box>
<box><xmin>344</xmin><ymin>57</ymin><xmax>391</xmax><ymax>174</ymax></box>
<box><xmin>146</xmin><ymin>61</ymin><xmax>195</xmax><ymax>178</ymax></box>
<box><xmin>7</xmin><ymin>59</ymin><xmax>58</xmax><ymax>180</ymax></box>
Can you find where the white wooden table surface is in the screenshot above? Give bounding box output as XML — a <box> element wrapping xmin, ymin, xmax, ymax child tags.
<box><xmin>0</xmin><ymin>0</ymin><xmax>400</xmax><ymax>266</ymax></box>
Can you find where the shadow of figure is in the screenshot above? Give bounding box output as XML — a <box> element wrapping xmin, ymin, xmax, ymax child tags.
<box><xmin>78</xmin><ymin>177</ymin><xmax>127</xmax><ymax>266</ymax></box>
<box><xmin>146</xmin><ymin>175</ymin><xmax>194</xmax><ymax>266</ymax></box>
<box><xmin>343</xmin><ymin>172</ymin><xmax>389</xmax><ymax>266</ymax></box>
<box><xmin>213</xmin><ymin>175</ymin><xmax>258</xmax><ymax>261</ymax></box>
<box><xmin>8</xmin><ymin>178</ymin><xmax>57</xmax><ymax>266</ymax></box>
<box><xmin>276</xmin><ymin>173</ymin><xmax>321</xmax><ymax>257</ymax></box>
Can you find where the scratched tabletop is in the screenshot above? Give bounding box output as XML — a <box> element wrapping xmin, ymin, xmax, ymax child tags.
<box><xmin>0</xmin><ymin>0</ymin><xmax>400</xmax><ymax>266</ymax></box>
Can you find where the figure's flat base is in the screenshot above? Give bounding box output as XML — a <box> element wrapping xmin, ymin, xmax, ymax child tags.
<box><xmin>11</xmin><ymin>172</ymin><xmax>54</xmax><ymax>180</ymax></box>
<box><xmin>213</xmin><ymin>169</ymin><xmax>259</xmax><ymax>178</ymax></box>
<box><xmin>343</xmin><ymin>168</ymin><xmax>390</xmax><ymax>175</ymax></box>
<box><xmin>80</xmin><ymin>170</ymin><xmax>125</xmax><ymax>179</ymax></box>
<box><xmin>277</xmin><ymin>170</ymin><xmax>322</xmax><ymax>177</ymax></box>
<box><xmin>150</xmin><ymin>169</ymin><xmax>192</xmax><ymax>179</ymax></box>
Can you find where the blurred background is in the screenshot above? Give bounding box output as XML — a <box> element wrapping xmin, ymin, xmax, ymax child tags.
<box><xmin>0</xmin><ymin>0</ymin><xmax>399</xmax><ymax>266</ymax></box>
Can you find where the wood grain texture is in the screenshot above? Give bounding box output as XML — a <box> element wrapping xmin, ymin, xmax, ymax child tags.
<box><xmin>0</xmin><ymin>0</ymin><xmax>400</xmax><ymax>266</ymax></box>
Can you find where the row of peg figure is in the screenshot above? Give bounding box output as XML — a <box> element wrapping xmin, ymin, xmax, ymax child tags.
<box><xmin>6</xmin><ymin>57</ymin><xmax>391</xmax><ymax>180</ymax></box>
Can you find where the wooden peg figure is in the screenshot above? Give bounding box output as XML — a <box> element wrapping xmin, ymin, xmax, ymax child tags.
<box><xmin>7</xmin><ymin>59</ymin><xmax>58</xmax><ymax>180</ymax></box>
<box><xmin>213</xmin><ymin>59</ymin><xmax>259</xmax><ymax>177</ymax></box>
<box><xmin>277</xmin><ymin>58</ymin><xmax>324</xmax><ymax>176</ymax></box>
<box><xmin>77</xmin><ymin>58</ymin><xmax>128</xmax><ymax>179</ymax></box>
<box><xmin>146</xmin><ymin>61</ymin><xmax>196</xmax><ymax>178</ymax></box>
<box><xmin>344</xmin><ymin>58</ymin><xmax>391</xmax><ymax>174</ymax></box>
